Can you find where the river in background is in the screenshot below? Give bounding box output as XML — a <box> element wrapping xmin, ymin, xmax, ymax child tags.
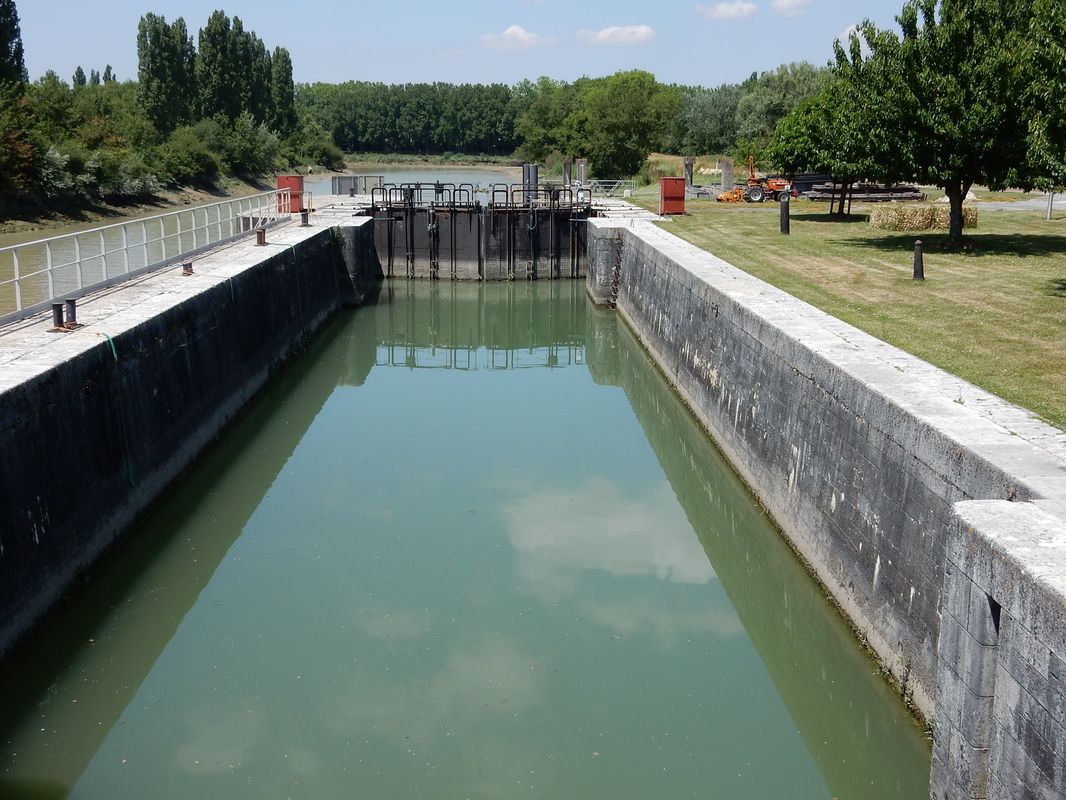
<box><xmin>0</xmin><ymin>281</ymin><xmax>930</xmax><ymax>799</ymax></box>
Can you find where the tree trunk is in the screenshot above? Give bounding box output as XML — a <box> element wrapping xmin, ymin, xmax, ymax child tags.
<box><xmin>944</xmin><ymin>179</ymin><xmax>972</xmax><ymax>242</ymax></box>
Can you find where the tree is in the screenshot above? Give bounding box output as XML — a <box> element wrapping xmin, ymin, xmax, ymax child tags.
<box><xmin>846</xmin><ymin>0</ymin><xmax>1036</xmax><ymax>240</ymax></box>
<box><xmin>28</xmin><ymin>70</ymin><xmax>74</xmax><ymax>144</ymax></box>
<box><xmin>103</xmin><ymin>64</ymin><xmax>114</xmax><ymax>83</ymax></box>
<box><xmin>89</xmin><ymin>69</ymin><xmax>100</xmax><ymax>86</ymax></box>
<box><xmin>0</xmin><ymin>0</ymin><xmax>24</xmax><ymax>83</ymax></box>
<box><xmin>766</xmin><ymin>71</ymin><xmax>882</xmax><ymax>216</ymax></box>
<box><xmin>73</xmin><ymin>66</ymin><xmax>86</xmax><ymax>87</ymax></box>
<box><xmin>0</xmin><ymin>79</ymin><xmax>33</xmax><ymax>196</ymax></box>
<box><xmin>515</xmin><ymin>76</ymin><xmax>586</xmax><ymax>162</ymax></box>
<box><xmin>1026</xmin><ymin>0</ymin><xmax>1066</xmax><ymax>186</ymax></box>
<box><xmin>581</xmin><ymin>70</ymin><xmax>681</xmax><ymax>178</ymax></box>
<box><xmin>136</xmin><ymin>13</ymin><xmax>197</xmax><ymax>134</ymax></box>
<box><xmin>270</xmin><ymin>46</ymin><xmax>297</xmax><ymax>135</ymax></box>
<box><xmin>734</xmin><ymin>62</ymin><xmax>828</xmax><ymax>145</ymax></box>
<box><xmin>197</xmin><ymin>10</ymin><xmax>240</xmax><ymax>120</ymax></box>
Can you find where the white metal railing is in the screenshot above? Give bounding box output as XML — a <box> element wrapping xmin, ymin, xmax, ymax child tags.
<box><xmin>0</xmin><ymin>189</ymin><xmax>292</xmax><ymax>326</ymax></box>
<box><xmin>581</xmin><ymin>179</ymin><xmax>638</xmax><ymax>198</ymax></box>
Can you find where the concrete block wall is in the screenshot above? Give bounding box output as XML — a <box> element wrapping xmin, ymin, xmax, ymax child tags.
<box><xmin>0</xmin><ymin>218</ymin><xmax>380</xmax><ymax>664</ymax></box>
<box><xmin>585</xmin><ymin>218</ymin><xmax>1066</xmax><ymax>798</ymax></box>
<box><xmin>935</xmin><ymin>501</ymin><xmax>1066</xmax><ymax>800</ymax></box>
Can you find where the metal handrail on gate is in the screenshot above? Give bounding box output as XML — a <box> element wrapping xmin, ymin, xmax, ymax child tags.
<box><xmin>0</xmin><ymin>189</ymin><xmax>291</xmax><ymax>326</ymax></box>
<box><xmin>582</xmin><ymin>179</ymin><xmax>638</xmax><ymax>197</ymax></box>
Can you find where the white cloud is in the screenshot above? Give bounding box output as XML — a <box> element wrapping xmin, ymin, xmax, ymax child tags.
<box><xmin>482</xmin><ymin>24</ymin><xmax>552</xmax><ymax>50</ymax></box>
<box><xmin>503</xmin><ymin>477</ymin><xmax>716</xmax><ymax>596</ymax></box>
<box><xmin>578</xmin><ymin>24</ymin><xmax>655</xmax><ymax>45</ymax></box>
<box><xmin>836</xmin><ymin>24</ymin><xmax>871</xmax><ymax>57</ymax></box>
<box><xmin>697</xmin><ymin>1</ymin><xmax>757</xmax><ymax>19</ymax></box>
<box><xmin>772</xmin><ymin>0</ymin><xmax>811</xmax><ymax>15</ymax></box>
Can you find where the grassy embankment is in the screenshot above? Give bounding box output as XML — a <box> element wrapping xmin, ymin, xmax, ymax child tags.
<box><xmin>630</xmin><ymin>194</ymin><xmax>1066</xmax><ymax>431</ymax></box>
<box><xmin>0</xmin><ymin>177</ymin><xmax>276</xmax><ymax>242</ymax></box>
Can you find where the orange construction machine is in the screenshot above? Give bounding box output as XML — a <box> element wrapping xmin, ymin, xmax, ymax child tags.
<box><xmin>717</xmin><ymin>156</ymin><xmax>790</xmax><ymax>203</ymax></box>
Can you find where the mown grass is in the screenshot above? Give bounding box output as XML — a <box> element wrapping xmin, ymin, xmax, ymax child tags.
<box><xmin>632</xmin><ymin>196</ymin><xmax>1066</xmax><ymax>430</ymax></box>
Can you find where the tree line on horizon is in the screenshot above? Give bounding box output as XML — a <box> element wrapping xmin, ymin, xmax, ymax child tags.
<box><xmin>295</xmin><ymin>62</ymin><xmax>827</xmax><ymax>179</ymax></box>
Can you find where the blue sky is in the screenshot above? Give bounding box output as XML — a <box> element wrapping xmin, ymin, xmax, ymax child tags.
<box><xmin>20</xmin><ymin>1</ymin><xmax>907</xmax><ymax>87</ymax></box>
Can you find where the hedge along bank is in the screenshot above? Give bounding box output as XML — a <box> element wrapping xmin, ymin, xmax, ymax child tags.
<box><xmin>586</xmin><ymin>217</ymin><xmax>1066</xmax><ymax>800</ymax></box>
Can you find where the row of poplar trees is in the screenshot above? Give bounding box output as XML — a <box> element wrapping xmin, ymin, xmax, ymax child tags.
<box><xmin>136</xmin><ymin>11</ymin><xmax>297</xmax><ymax>137</ymax></box>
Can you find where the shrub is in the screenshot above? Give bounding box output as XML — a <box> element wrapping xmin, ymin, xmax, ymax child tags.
<box><xmin>869</xmin><ymin>203</ymin><xmax>978</xmax><ymax>231</ymax></box>
<box><xmin>158</xmin><ymin>126</ymin><xmax>221</xmax><ymax>185</ymax></box>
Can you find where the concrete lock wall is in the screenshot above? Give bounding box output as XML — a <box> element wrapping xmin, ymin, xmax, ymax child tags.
<box><xmin>0</xmin><ymin>218</ymin><xmax>381</xmax><ymax>665</ymax></box>
<box><xmin>585</xmin><ymin>218</ymin><xmax>1066</xmax><ymax>799</ymax></box>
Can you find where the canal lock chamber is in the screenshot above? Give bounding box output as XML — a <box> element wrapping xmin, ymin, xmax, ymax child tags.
<box><xmin>0</xmin><ymin>272</ymin><xmax>931</xmax><ymax>799</ymax></box>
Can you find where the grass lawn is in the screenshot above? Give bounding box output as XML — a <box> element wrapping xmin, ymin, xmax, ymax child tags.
<box><xmin>631</xmin><ymin>195</ymin><xmax>1066</xmax><ymax>431</ymax></box>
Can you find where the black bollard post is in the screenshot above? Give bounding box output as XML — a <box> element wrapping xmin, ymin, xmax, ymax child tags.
<box><xmin>51</xmin><ymin>303</ymin><xmax>64</xmax><ymax>328</ymax></box>
<box><xmin>779</xmin><ymin>189</ymin><xmax>790</xmax><ymax>235</ymax></box>
<box><xmin>913</xmin><ymin>239</ymin><xmax>924</xmax><ymax>281</ymax></box>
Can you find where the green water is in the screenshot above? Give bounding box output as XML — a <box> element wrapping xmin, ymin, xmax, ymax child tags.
<box><xmin>0</xmin><ymin>281</ymin><xmax>930</xmax><ymax>800</ymax></box>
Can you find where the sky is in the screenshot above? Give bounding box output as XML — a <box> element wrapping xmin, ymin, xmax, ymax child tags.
<box><xmin>18</xmin><ymin>0</ymin><xmax>908</xmax><ymax>88</ymax></box>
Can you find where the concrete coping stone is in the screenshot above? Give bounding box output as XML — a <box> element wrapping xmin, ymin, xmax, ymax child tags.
<box><xmin>0</xmin><ymin>218</ymin><xmax>332</xmax><ymax>393</ymax></box>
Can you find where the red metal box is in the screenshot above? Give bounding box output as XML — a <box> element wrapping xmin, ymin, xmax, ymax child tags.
<box><xmin>659</xmin><ymin>177</ymin><xmax>686</xmax><ymax>215</ymax></box>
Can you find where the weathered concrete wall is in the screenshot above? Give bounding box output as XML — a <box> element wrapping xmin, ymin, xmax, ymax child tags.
<box><xmin>0</xmin><ymin>217</ymin><xmax>381</xmax><ymax>664</ymax></box>
<box><xmin>934</xmin><ymin>501</ymin><xmax>1066</xmax><ymax>800</ymax></box>
<box><xmin>586</xmin><ymin>218</ymin><xmax>1066</xmax><ymax>798</ymax></box>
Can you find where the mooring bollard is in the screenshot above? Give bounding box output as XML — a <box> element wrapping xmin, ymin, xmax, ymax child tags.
<box><xmin>300</xmin><ymin>210</ymin><xmax>310</xmax><ymax>226</ymax></box>
<box><xmin>182</xmin><ymin>261</ymin><xmax>194</xmax><ymax>276</ymax></box>
<box><xmin>256</xmin><ymin>228</ymin><xmax>267</xmax><ymax>246</ymax></box>
<box><xmin>780</xmin><ymin>189</ymin><xmax>791</xmax><ymax>235</ymax></box>
<box><xmin>51</xmin><ymin>303</ymin><xmax>64</xmax><ymax>328</ymax></box>
<box><xmin>913</xmin><ymin>239</ymin><xmax>924</xmax><ymax>281</ymax></box>
<box><xmin>65</xmin><ymin>299</ymin><xmax>77</xmax><ymax>327</ymax></box>
<box><xmin>349</xmin><ymin>187</ymin><xmax>356</xmax><ymax>198</ymax></box>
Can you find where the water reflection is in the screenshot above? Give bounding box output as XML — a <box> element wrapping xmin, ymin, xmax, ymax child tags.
<box><xmin>0</xmin><ymin>280</ymin><xmax>928</xmax><ymax>800</ymax></box>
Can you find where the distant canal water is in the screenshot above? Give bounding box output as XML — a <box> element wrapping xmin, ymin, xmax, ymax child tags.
<box><xmin>0</xmin><ymin>281</ymin><xmax>929</xmax><ymax>799</ymax></box>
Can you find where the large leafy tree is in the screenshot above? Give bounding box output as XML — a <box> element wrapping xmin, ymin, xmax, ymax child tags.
<box><xmin>136</xmin><ymin>13</ymin><xmax>197</xmax><ymax>134</ymax></box>
<box><xmin>846</xmin><ymin>0</ymin><xmax>1036</xmax><ymax>240</ymax></box>
<box><xmin>1026</xmin><ymin>0</ymin><xmax>1066</xmax><ymax>186</ymax></box>
<box><xmin>581</xmin><ymin>70</ymin><xmax>681</xmax><ymax>178</ymax></box>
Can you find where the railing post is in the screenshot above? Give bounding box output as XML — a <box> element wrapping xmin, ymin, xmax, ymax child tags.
<box><xmin>142</xmin><ymin>221</ymin><xmax>149</xmax><ymax>267</ymax></box>
<box><xmin>71</xmin><ymin>240</ymin><xmax>81</xmax><ymax>292</ymax></box>
<box><xmin>99</xmin><ymin>230</ymin><xmax>107</xmax><ymax>280</ymax></box>
<box><xmin>12</xmin><ymin>249</ymin><xmax>22</xmax><ymax>310</ymax></box>
<box><xmin>45</xmin><ymin>242</ymin><xmax>55</xmax><ymax>303</ymax></box>
<box><xmin>121</xmin><ymin>224</ymin><xmax>130</xmax><ymax>276</ymax></box>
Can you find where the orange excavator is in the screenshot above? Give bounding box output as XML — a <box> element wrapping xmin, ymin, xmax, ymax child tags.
<box><xmin>717</xmin><ymin>156</ymin><xmax>790</xmax><ymax>203</ymax></box>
